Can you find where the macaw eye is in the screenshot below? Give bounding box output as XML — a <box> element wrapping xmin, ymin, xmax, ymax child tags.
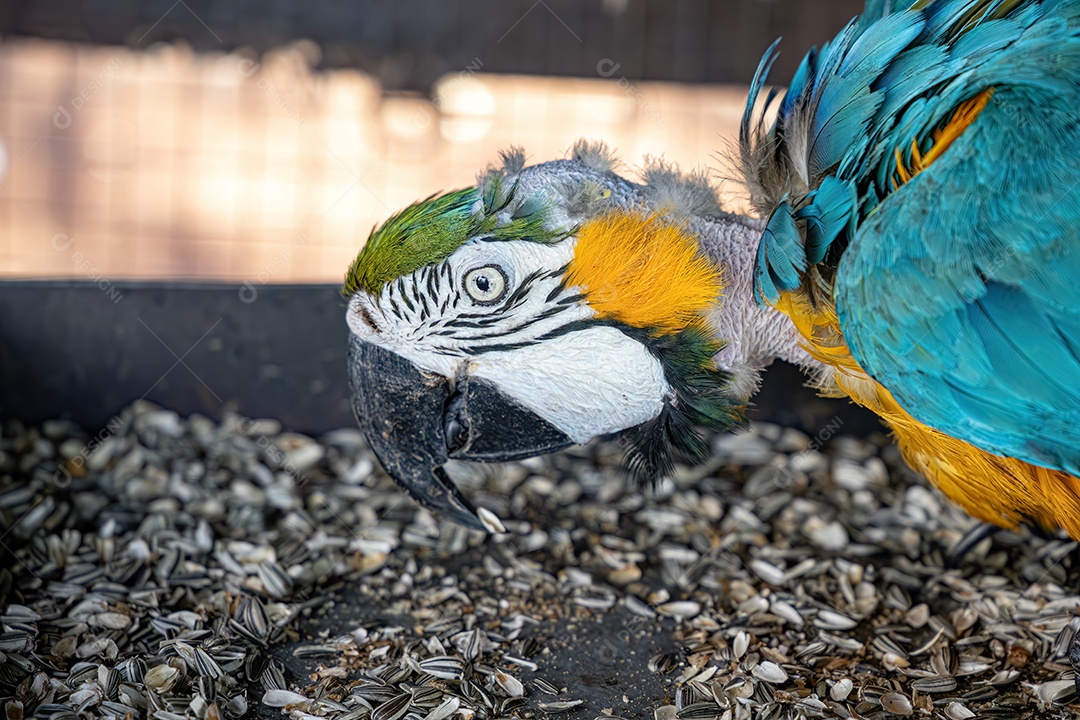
<box><xmin>463</xmin><ymin>265</ymin><xmax>508</xmax><ymax>305</ymax></box>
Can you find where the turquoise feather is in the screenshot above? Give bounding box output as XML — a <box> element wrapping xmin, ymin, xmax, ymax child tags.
<box><xmin>754</xmin><ymin>199</ymin><xmax>805</xmax><ymax>305</ymax></box>
<box><xmin>798</xmin><ymin>176</ymin><xmax>858</xmax><ymax>264</ymax></box>
<box><xmin>740</xmin><ymin>0</ymin><xmax>1080</xmax><ymax>475</ymax></box>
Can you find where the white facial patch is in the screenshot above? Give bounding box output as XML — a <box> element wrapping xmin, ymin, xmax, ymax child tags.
<box><xmin>346</xmin><ymin>236</ymin><xmax>672</xmax><ymax>441</ymax></box>
<box><xmin>347</xmin><ymin>238</ymin><xmax>585</xmax><ymax>378</ymax></box>
<box><xmin>467</xmin><ymin>326</ymin><xmax>670</xmax><ymax>443</ymax></box>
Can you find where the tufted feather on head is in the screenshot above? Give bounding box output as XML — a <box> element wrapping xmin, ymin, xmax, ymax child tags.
<box><xmin>570</xmin><ymin>138</ymin><xmax>621</xmax><ymax>173</ymax></box>
<box><xmin>639</xmin><ymin>156</ymin><xmax>729</xmax><ymax>220</ymax></box>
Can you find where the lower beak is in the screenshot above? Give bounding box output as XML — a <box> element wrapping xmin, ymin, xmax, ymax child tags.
<box><xmin>348</xmin><ymin>335</ymin><xmax>573</xmax><ymax>530</ymax></box>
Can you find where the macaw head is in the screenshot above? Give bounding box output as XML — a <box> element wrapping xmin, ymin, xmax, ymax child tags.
<box><xmin>344</xmin><ymin>142</ymin><xmax>755</xmax><ymax>529</ymax></box>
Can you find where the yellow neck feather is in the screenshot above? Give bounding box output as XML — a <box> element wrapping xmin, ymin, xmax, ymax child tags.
<box><xmin>566</xmin><ymin>211</ymin><xmax>723</xmax><ymax>335</ymax></box>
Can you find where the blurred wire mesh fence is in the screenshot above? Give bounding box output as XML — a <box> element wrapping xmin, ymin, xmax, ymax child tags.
<box><xmin>0</xmin><ymin>1</ymin><xmax>859</xmax><ymax>283</ymax></box>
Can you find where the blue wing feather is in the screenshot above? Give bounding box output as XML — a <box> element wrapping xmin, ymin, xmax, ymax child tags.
<box><xmin>837</xmin><ymin>76</ymin><xmax>1080</xmax><ymax>474</ymax></box>
<box><xmin>740</xmin><ymin>38</ymin><xmax>782</xmax><ymax>152</ymax></box>
<box><xmin>754</xmin><ymin>201</ymin><xmax>806</xmax><ymax>305</ymax></box>
<box><xmin>808</xmin><ymin>13</ymin><xmax>926</xmax><ymax>177</ymax></box>
<box><xmin>798</xmin><ymin>177</ymin><xmax>858</xmax><ymax>264</ymax></box>
<box><xmin>741</xmin><ymin>0</ymin><xmax>1080</xmax><ymax>476</ymax></box>
<box><xmin>779</xmin><ymin>48</ymin><xmax>816</xmax><ymax>121</ymax></box>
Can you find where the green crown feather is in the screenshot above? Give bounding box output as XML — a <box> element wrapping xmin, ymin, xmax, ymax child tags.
<box><xmin>343</xmin><ymin>175</ymin><xmax>565</xmax><ymax>298</ymax></box>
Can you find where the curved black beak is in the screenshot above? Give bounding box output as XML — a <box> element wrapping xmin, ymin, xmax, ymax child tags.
<box><xmin>348</xmin><ymin>335</ymin><xmax>573</xmax><ymax>530</ymax></box>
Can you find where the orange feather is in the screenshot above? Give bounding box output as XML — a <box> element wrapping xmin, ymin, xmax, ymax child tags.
<box><xmin>567</xmin><ymin>212</ymin><xmax>724</xmax><ymax>336</ymax></box>
<box><xmin>893</xmin><ymin>90</ymin><xmax>993</xmax><ymax>189</ymax></box>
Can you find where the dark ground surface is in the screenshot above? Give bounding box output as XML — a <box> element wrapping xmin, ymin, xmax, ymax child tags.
<box><xmin>267</xmin><ymin>584</ymin><xmax>679</xmax><ymax>719</ymax></box>
<box><xmin>4</xmin><ymin>402</ymin><xmax>1080</xmax><ymax>719</ymax></box>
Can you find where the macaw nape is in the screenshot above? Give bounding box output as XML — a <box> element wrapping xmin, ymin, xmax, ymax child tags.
<box><xmin>343</xmin><ymin>0</ymin><xmax>1080</xmax><ymax>540</ymax></box>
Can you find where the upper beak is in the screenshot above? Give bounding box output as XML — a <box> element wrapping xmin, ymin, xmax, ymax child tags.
<box><xmin>348</xmin><ymin>335</ymin><xmax>573</xmax><ymax>530</ymax></box>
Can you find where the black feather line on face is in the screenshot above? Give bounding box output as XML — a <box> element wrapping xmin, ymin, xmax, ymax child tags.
<box><xmin>609</xmin><ymin>324</ymin><xmax>746</xmax><ymax>489</ymax></box>
<box><xmin>425</xmin><ymin>266</ymin><xmax>439</xmax><ymax>299</ymax></box>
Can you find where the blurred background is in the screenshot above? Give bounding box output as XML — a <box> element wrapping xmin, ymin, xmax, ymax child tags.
<box><xmin>0</xmin><ymin>0</ymin><xmax>876</xmax><ymax>432</ymax></box>
<box><xmin>0</xmin><ymin>0</ymin><xmax>861</xmax><ymax>283</ymax></box>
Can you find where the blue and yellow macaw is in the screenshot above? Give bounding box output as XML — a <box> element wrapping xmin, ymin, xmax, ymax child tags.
<box><xmin>740</xmin><ymin>0</ymin><xmax>1080</xmax><ymax>536</ymax></box>
<box><xmin>340</xmin><ymin>0</ymin><xmax>1080</xmax><ymax>544</ymax></box>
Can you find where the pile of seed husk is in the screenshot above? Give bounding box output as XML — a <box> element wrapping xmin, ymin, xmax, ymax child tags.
<box><xmin>2</xmin><ymin>400</ymin><xmax>1080</xmax><ymax>720</ymax></box>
